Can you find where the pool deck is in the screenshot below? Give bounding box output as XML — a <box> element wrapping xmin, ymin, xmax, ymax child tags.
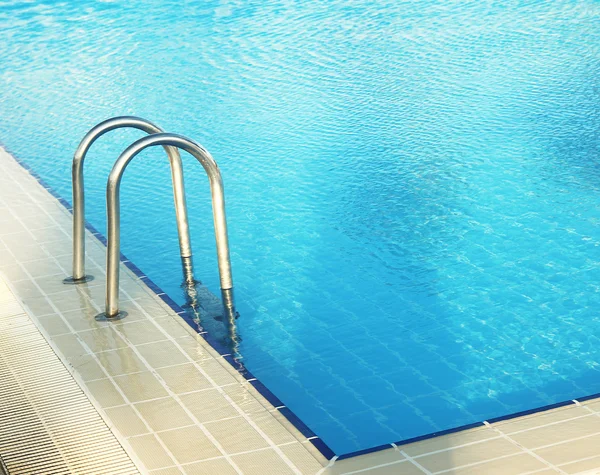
<box><xmin>1</xmin><ymin>145</ymin><xmax>600</xmax><ymax>474</ymax></box>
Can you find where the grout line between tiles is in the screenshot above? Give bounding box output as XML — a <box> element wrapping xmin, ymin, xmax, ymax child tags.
<box><xmin>530</xmin><ymin>430</ymin><xmax>600</xmax><ymax>452</ymax></box>
<box><xmin>1</xmin><ymin>196</ymin><xmax>183</xmax><ymax>473</ymax></box>
<box><xmin>316</xmin><ymin>456</ymin><xmax>338</xmax><ymax>475</ymax></box>
<box><xmin>410</xmin><ymin>434</ymin><xmax>503</xmax><ymax>460</ymax></box>
<box><xmin>109</xmin><ymin>298</ymin><xmax>300</xmax><ymax>475</ymax></box>
<box><xmin>340</xmin><ymin>459</ymin><xmax>409</xmax><ymax>475</ymax></box>
<box><xmin>432</xmin><ymin>451</ymin><xmax>528</xmax><ymax>475</ymax></box>
<box><xmin>404</xmin><ymin>406</ymin><xmax>600</xmax><ymax>462</ymax></box>
<box><xmin>558</xmin><ymin>454</ymin><xmax>600</xmax><ymax>469</ymax></box>
<box><xmin>0</xmin><ymin>153</ymin><xmax>309</xmax><ymax>474</ymax></box>
<box><xmin>521</xmin><ymin>469</ymin><xmax>561</xmax><ymax>475</ymax></box>
<box><xmin>482</xmin><ymin>421</ymin><xmax>564</xmax><ymax>474</ymax></box>
<box><xmin>506</xmin><ymin>413</ymin><xmax>597</xmax><ymax>436</ymax></box>
<box><xmin>398</xmin><ymin>447</ymin><xmax>432</xmax><ymax>475</ymax></box>
<box><xmin>0</xmin><ymin>275</ymin><xmax>140</xmax><ymax>474</ymax></box>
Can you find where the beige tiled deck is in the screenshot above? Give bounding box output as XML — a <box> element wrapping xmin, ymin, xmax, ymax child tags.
<box><xmin>0</xmin><ymin>276</ymin><xmax>139</xmax><ymax>474</ymax></box>
<box><xmin>2</xmin><ymin>145</ymin><xmax>600</xmax><ymax>474</ymax></box>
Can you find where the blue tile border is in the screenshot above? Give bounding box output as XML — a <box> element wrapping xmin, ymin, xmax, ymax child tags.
<box><xmin>336</xmin><ymin>443</ymin><xmax>395</xmax><ymax>461</ymax></box>
<box><xmin>485</xmin><ymin>399</ymin><xmax>576</xmax><ymax>425</ymax></box>
<box><xmin>575</xmin><ymin>391</ymin><xmax>600</xmax><ymax>403</ymax></box>
<box><xmin>4</xmin><ymin>142</ymin><xmax>600</xmax><ymax>462</ymax></box>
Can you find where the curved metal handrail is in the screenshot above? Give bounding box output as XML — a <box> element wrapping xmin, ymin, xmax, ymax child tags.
<box><xmin>98</xmin><ymin>133</ymin><xmax>234</xmax><ymax>321</ymax></box>
<box><xmin>65</xmin><ymin>116</ymin><xmax>192</xmax><ymax>284</ymax></box>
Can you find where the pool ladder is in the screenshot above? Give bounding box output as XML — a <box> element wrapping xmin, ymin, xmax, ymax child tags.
<box><xmin>63</xmin><ymin>116</ymin><xmax>235</xmax><ymax>321</ymax></box>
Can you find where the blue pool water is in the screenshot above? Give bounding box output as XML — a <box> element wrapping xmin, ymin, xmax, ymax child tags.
<box><xmin>1</xmin><ymin>0</ymin><xmax>600</xmax><ymax>455</ymax></box>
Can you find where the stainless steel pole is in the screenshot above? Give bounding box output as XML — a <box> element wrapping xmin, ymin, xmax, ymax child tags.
<box><xmin>64</xmin><ymin>116</ymin><xmax>192</xmax><ymax>284</ymax></box>
<box><xmin>98</xmin><ymin>133</ymin><xmax>234</xmax><ymax>320</ymax></box>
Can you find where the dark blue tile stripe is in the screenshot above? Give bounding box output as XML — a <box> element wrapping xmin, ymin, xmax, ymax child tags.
<box><xmin>575</xmin><ymin>392</ymin><xmax>600</xmax><ymax>403</ymax></box>
<box><xmin>309</xmin><ymin>438</ymin><xmax>337</xmax><ymax>460</ymax></box>
<box><xmin>277</xmin><ymin>407</ymin><xmax>315</xmax><ymax>439</ymax></box>
<box><xmin>248</xmin><ymin>380</ymin><xmax>286</xmax><ymax>408</ymax></box>
<box><xmin>5</xmin><ymin>143</ymin><xmax>600</xmax><ymax>463</ymax></box>
<box><xmin>337</xmin><ymin>443</ymin><xmax>394</xmax><ymax>460</ymax></box>
<box><xmin>485</xmin><ymin>399</ymin><xmax>575</xmax><ymax>424</ymax></box>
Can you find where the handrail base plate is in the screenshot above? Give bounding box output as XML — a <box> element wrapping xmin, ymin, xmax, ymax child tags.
<box><xmin>95</xmin><ymin>310</ymin><xmax>128</xmax><ymax>321</ymax></box>
<box><xmin>63</xmin><ymin>275</ymin><xmax>95</xmax><ymax>285</ymax></box>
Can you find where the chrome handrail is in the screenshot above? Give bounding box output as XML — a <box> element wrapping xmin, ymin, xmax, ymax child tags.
<box><xmin>97</xmin><ymin>133</ymin><xmax>235</xmax><ymax>321</ymax></box>
<box><xmin>64</xmin><ymin>116</ymin><xmax>192</xmax><ymax>284</ymax></box>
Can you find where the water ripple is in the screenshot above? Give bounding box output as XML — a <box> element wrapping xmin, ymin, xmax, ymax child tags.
<box><xmin>0</xmin><ymin>0</ymin><xmax>599</xmax><ymax>455</ymax></box>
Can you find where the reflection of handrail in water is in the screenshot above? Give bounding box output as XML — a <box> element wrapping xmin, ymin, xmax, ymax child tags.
<box><xmin>181</xmin><ymin>256</ymin><xmax>241</xmax><ymax>359</ymax></box>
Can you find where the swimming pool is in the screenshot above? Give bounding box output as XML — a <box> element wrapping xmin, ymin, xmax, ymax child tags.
<box><xmin>1</xmin><ymin>0</ymin><xmax>600</xmax><ymax>456</ymax></box>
